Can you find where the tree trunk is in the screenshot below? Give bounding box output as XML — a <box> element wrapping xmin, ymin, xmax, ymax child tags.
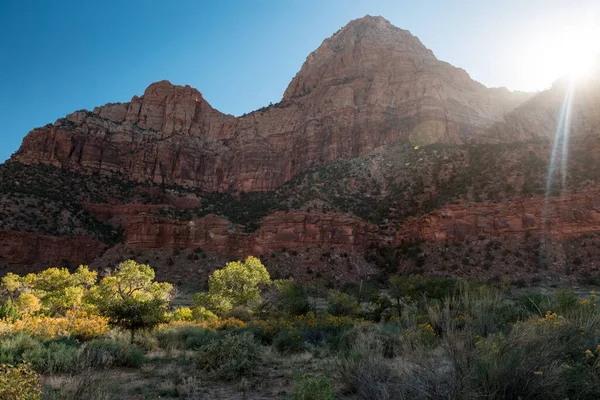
<box><xmin>396</xmin><ymin>298</ymin><xmax>402</xmax><ymax>318</ymax></box>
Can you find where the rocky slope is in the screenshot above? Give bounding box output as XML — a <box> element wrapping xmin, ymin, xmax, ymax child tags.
<box><xmin>3</xmin><ymin>15</ymin><xmax>600</xmax><ymax>286</ymax></box>
<box><xmin>486</xmin><ymin>66</ymin><xmax>600</xmax><ymax>142</ymax></box>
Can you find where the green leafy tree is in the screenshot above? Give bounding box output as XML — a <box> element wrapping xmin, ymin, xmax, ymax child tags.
<box><xmin>388</xmin><ymin>275</ymin><xmax>416</xmax><ymax>317</ymax></box>
<box><xmin>194</xmin><ymin>256</ymin><xmax>271</xmax><ymax>315</ymax></box>
<box><xmin>273</xmin><ymin>278</ymin><xmax>311</xmax><ymax>316</ymax></box>
<box><xmin>90</xmin><ymin>260</ymin><xmax>172</xmax><ymax>343</ymax></box>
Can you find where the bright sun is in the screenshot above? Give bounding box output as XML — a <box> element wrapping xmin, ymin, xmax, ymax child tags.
<box><xmin>556</xmin><ymin>24</ymin><xmax>600</xmax><ymax>80</ymax></box>
<box><xmin>523</xmin><ymin>20</ymin><xmax>600</xmax><ymax>89</ymax></box>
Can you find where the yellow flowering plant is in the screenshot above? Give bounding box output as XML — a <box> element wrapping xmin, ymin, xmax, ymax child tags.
<box><xmin>0</xmin><ymin>362</ymin><xmax>41</xmax><ymax>400</ymax></box>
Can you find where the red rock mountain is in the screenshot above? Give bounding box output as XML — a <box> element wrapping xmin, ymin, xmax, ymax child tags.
<box><xmin>12</xmin><ymin>16</ymin><xmax>530</xmax><ymax>192</ymax></box>
<box><xmin>3</xmin><ymin>16</ymin><xmax>600</xmax><ymax>287</ymax></box>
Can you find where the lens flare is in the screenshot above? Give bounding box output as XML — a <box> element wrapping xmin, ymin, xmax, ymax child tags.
<box><xmin>541</xmin><ymin>80</ymin><xmax>576</xmax><ymax>267</ymax></box>
<box><xmin>545</xmin><ymin>82</ymin><xmax>575</xmax><ymax>199</ymax></box>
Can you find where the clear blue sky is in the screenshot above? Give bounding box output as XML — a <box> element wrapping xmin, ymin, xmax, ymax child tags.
<box><xmin>1</xmin><ymin>0</ymin><xmax>599</xmax><ymax>163</ymax></box>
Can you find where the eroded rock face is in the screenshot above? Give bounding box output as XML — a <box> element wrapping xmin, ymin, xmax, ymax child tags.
<box><xmin>394</xmin><ymin>189</ymin><xmax>600</xmax><ymax>243</ymax></box>
<box><xmin>97</xmin><ymin>190</ymin><xmax>600</xmax><ymax>260</ymax></box>
<box><xmin>0</xmin><ymin>231</ymin><xmax>106</xmax><ymax>269</ymax></box>
<box><xmin>11</xmin><ymin>16</ymin><xmax>531</xmax><ymax>192</ymax></box>
<box><xmin>123</xmin><ymin>211</ymin><xmax>381</xmax><ymax>257</ymax></box>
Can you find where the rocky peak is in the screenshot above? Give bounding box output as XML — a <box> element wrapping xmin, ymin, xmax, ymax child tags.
<box><xmin>91</xmin><ymin>80</ymin><xmax>233</xmax><ymax>138</ymax></box>
<box><xmin>283</xmin><ymin>15</ymin><xmax>436</xmax><ymax>101</ymax></box>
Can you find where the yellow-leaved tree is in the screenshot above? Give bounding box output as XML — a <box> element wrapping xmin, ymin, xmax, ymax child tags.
<box><xmin>1</xmin><ymin>266</ymin><xmax>97</xmax><ymax>316</ymax></box>
<box><xmin>194</xmin><ymin>256</ymin><xmax>271</xmax><ymax>315</ymax></box>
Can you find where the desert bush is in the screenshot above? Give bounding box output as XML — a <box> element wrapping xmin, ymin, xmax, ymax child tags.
<box><xmin>0</xmin><ymin>334</ymin><xmax>117</xmax><ymax>375</ymax></box>
<box><xmin>108</xmin><ymin>329</ymin><xmax>158</xmax><ymax>352</ymax></box>
<box><xmin>23</xmin><ymin>340</ymin><xmax>80</xmax><ymax>374</ymax></box>
<box><xmin>0</xmin><ymin>333</ymin><xmax>43</xmax><ymax>366</ymax></box>
<box><xmin>272</xmin><ymin>278</ymin><xmax>311</xmax><ymax>316</ymax></box>
<box><xmin>41</xmin><ymin>370</ymin><xmax>113</xmax><ymax>400</ymax></box>
<box><xmin>517</xmin><ymin>292</ymin><xmax>552</xmax><ymax>316</ymax></box>
<box><xmin>64</xmin><ymin>312</ymin><xmax>110</xmax><ymax>341</ymax></box>
<box><xmin>273</xmin><ymin>328</ymin><xmax>305</xmax><ymax>354</ymax></box>
<box><xmin>327</xmin><ymin>290</ymin><xmax>360</xmax><ymax>317</ymax></box>
<box><xmin>339</xmin><ymin>323</ymin><xmax>403</xmax><ymax>359</ymax></box>
<box><xmin>337</xmin><ymin>322</ymin><xmax>407</xmax><ymax>399</ymax></box>
<box><xmin>196</xmin><ymin>332</ymin><xmax>259</xmax><ymax>380</ymax></box>
<box><xmin>0</xmin><ymin>362</ymin><xmax>41</xmax><ymax>400</ymax></box>
<box><xmin>77</xmin><ymin>340</ymin><xmax>117</xmax><ymax>369</ymax></box>
<box><xmin>191</xmin><ymin>306</ymin><xmax>218</xmax><ymax>322</ymax></box>
<box><xmin>226</xmin><ymin>305</ymin><xmax>254</xmax><ymax>322</ymax></box>
<box><xmin>0</xmin><ymin>299</ymin><xmax>20</xmax><ymax>321</ymax></box>
<box><xmin>402</xmin><ymin>323</ymin><xmax>437</xmax><ymax>348</ymax></box>
<box><xmin>156</xmin><ymin>324</ymin><xmax>220</xmax><ymax>350</ymax></box>
<box><xmin>464</xmin><ymin>311</ymin><xmax>600</xmax><ymax>399</ymax></box>
<box><xmin>171</xmin><ymin>307</ymin><xmax>193</xmax><ymax>322</ymax></box>
<box><xmin>554</xmin><ymin>289</ymin><xmax>579</xmax><ymax>313</ymax></box>
<box><xmin>81</xmin><ymin>339</ymin><xmax>144</xmax><ymax>369</ymax></box>
<box><xmin>292</xmin><ymin>374</ymin><xmax>335</xmax><ymax>400</ymax></box>
<box><xmin>155</xmin><ymin>318</ymin><xmax>247</xmax><ymax>350</ymax></box>
<box><xmin>0</xmin><ymin>335</ymin><xmax>81</xmax><ymax>374</ymax></box>
<box><xmin>339</xmin><ymin>350</ymin><xmax>396</xmax><ymax>399</ymax></box>
<box><xmin>250</xmin><ymin>312</ymin><xmax>355</xmax><ymax>349</ymax></box>
<box><xmin>6</xmin><ymin>311</ymin><xmax>109</xmax><ymax>341</ymax></box>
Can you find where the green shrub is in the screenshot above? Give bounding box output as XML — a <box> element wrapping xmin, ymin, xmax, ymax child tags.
<box><xmin>339</xmin><ymin>323</ymin><xmax>403</xmax><ymax>359</ymax></box>
<box><xmin>327</xmin><ymin>290</ymin><xmax>360</xmax><ymax>317</ymax></box>
<box><xmin>226</xmin><ymin>306</ymin><xmax>254</xmax><ymax>322</ymax></box>
<box><xmin>81</xmin><ymin>339</ymin><xmax>145</xmax><ymax>369</ymax></box>
<box><xmin>0</xmin><ymin>333</ymin><xmax>42</xmax><ymax>367</ymax></box>
<box><xmin>0</xmin><ymin>335</ymin><xmax>81</xmax><ymax>375</ymax></box>
<box><xmin>116</xmin><ymin>346</ymin><xmax>145</xmax><ymax>368</ymax></box>
<box><xmin>273</xmin><ymin>279</ymin><xmax>311</xmax><ymax>316</ymax></box>
<box><xmin>23</xmin><ymin>340</ymin><xmax>79</xmax><ymax>374</ymax></box>
<box><xmin>78</xmin><ymin>339</ymin><xmax>118</xmax><ymax>369</ymax></box>
<box><xmin>273</xmin><ymin>329</ymin><xmax>305</xmax><ymax>354</ymax></box>
<box><xmin>191</xmin><ymin>306</ymin><xmax>218</xmax><ymax>322</ymax></box>
<box><xmin>196</xmin><ymin>332</ymin><xmax>259</xmax><ymax>380</ymax></box>
<box><xmin>292</xmin><ymin>374</ymin><xmax>335</xmax><ymax>400</ymax></box>
<box><xmin>0</xmin><ymin>299</ymin><xmax>20</xmax><ymax>322</ymax></box>
<box><xmin>129</xmin><ymin>330</ymin><xmax>159</xmax><ymax>352</ymax></box>
<box><xmin>156</xmin><ymin>324</ymin><xmax>221</xmax><ymax>350</ymax></box>
<box><xmin>555</xmin><ymin>289</ymin><xmax>578</xmax><ymax>313</ymax></box>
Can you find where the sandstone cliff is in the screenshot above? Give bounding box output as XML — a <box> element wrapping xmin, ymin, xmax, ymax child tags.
<box><xmin>11</xmin><ymin>16</ymin><xmax>531</xmax><ymax>192</ymax></box>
